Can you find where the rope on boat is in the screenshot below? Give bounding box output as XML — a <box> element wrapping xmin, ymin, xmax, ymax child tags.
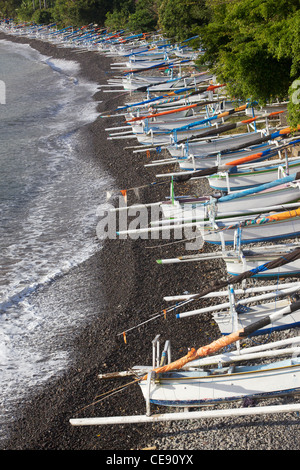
<box><xmin>204</xmin><ymin>206</ymin><xmax>300</xmax><ymax>238</ymax></box>
<box><xmin>106</xmin><ymin>180</ymin><xmax>169</xmax><ymax>202</ymax></box>
<box><xmin>117</xmin><ymin>297</ymin><xmax>195</xmax><ymax>338</ymax></box>
<box><xmin>187</xmin><ymin>246</ymin><xmax>300</xmax><ymax>302</ymax></box>
<box><xmin>145</xmin><ymin>229</ymin><xmax>203</xmax><ymax>249</ymax></box>
<box><xmin>73</xmin><ymin>377</ymin><xmax>142</xmax><ymax>415</ymax></box>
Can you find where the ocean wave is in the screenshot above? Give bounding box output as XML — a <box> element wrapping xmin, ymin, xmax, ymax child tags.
<box><xmin>0</xmin><ymin>252</ymin><xmax>94</xmax><ymax>314</ymax></box>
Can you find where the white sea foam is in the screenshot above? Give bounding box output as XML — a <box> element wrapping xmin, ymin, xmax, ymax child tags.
<box><xmin>45</xmin><ymin>57</ymin><xmax>81</xmax><ymax>75</ymax></box>
<box><xmin>0</xmin><ymin>39</ymin><xmax>115</xmax><ymax>440</ymax></box>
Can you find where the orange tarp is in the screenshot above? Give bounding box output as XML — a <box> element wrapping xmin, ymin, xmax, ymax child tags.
<box><xmin>149</xmin><ymin>330</ymin><xmax>243</xmax><ymax>376</ymax></box>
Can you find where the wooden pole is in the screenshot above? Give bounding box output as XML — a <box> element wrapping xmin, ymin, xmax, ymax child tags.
<box><xmin>70</xmin><ymin>403</ymin><xmax>300</xmax><ymax>426</ymax></box>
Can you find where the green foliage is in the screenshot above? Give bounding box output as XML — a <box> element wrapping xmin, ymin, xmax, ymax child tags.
<box><xmin>127</xmin><ymin>0</ymin><xmax>158</xmax><ymax>32</ymax></box>
<box><xmin>31</xmin><ymin>7</ymin><xmax>54</xmax><ymax>24</ymax></box>
<box><xmin>105</xmin><ymin>0</ymin><xmax>157</xmax><ymax>32</ymax></box>
<box><xmin>51</xmin><ymin>0</ymin><xmax>112</xmax><ymax>27</ymax></box>
<box><xmin>105</xmin><ymin>6</ymin><xmax>131</xmax><ymax>29</ymax></box>
<box><xmin>51</xmin><ymin>0</ymin><xmax>77</xmax><ymax>26</ymax></box>
<box><xmin>16</xmin><ymin>0</ymin><xmax>34</xmax><ymax>21</ymax></box>
<box><xmin>198</xmin><ymin>0</ymin><xmax>300</xmax><ymax>104</ymax></box>
<box><xmin>0</xmin><ymin>0</ymin><xmax>22</xmax><ymax>18</ymax></box>
<box><xmin>158</xmin><ymin>0</ymin><xmax>210</xmax><ymax>42</ymax></box>
<box><xmin>287</xmin><ymin>78</ymin><xmax>300</xmax><ymax>129</ymax></box>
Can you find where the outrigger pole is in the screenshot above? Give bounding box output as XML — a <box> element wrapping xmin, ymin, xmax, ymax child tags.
<box><xmin>70</xmin><ymin>403</ymin><xmax>300</xmax><ymax>426</ymax></box>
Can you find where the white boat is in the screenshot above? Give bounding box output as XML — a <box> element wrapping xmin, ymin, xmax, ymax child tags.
<box><xmin>166</xmin><ymin>131</ymin><xmax>267</xmax><ymax>158</ymax></box>
<box><xmin>157</xmin><ymin>241</ymin><xmax>300</xmax><ymax>278</ymax></box>
<box><xmin>146</xmin><ymin>74</ymin><xmax>211</xmax><ymax>93</ymax></box>
<box><xmin>109</xmin><ymin>111</ymin><xmax>258</xmax><ymax>146</ymax></box>
<box><xmin>117</xmin><ymin>59</ymin><xmax>172</xmax><ymax>70</ymax></box>
<box><xmin>111</xmin><ymin>74</ymin><xmax>175</xmax><ymax>92</ymax></box>
<box><xmin>165</xmin><ymin>119</ymin><xmax>295</xmax><ymax>159</ymax></box>
<box><xmin>175</xmin><ymin>135</ymin><xmax>297</xmax><ymax>171</ymax></box>
<box><xmin>130</xmin><ymin>117</ymin><xmax>252</xmax><ymax>146</ymax></box>
<box><xmin>105</xmin><ymin>70</ymin><xmax>209</xmax><ymax>92</ymax></box>
<box><xmin>203</xmin><ymin>205</ymin><xmax>300</xmax><ymax>246</ymax></box>
<box><xmin>224</xmin><ymin>243</ymin><xmax>300</xmax><ymax>278</ymax></box>
<box><xmin>135</xmin><ymin>299</ymin><xmax>300</xmax><ymax>408</ymax></box>
<box><xmin>70</xmin><ymin>302</ymin><xmax>300</xmax><ymax>426</ymax></box>
<box><xmin>170</xmin><ymin>279</ymin><xmax>300</xmax><ymax>334</ymax></box>
<box><xmin>177</xmin><ymin>142</ymin><xmax>277</xmax><ymax>171</ymax></box>
<box><xmin>214</xmin><ymin>297</ymin><xmax>300</xmax><ymax>336</ymax></box>
<box><xmin>128</xmin><ymin>112</ymin><xmax>213</xmax><ymax>134</ymax></box>
<box><xmin>124</xmin><ymin>101</ymin><xmax>247</xmax><ymax>136</ymax></box>
<box><xmin>206</xmin><ymin>157</ymin><xmax>300</xmax><ymax>192</ymax></box>
<box><xmin>137</xmin><ymin>356</ymin><xmax>300</xmax><ymax>407</ymax></box>
<box><xmin>158</xmin><ymin>174</ymin><xmax>300</xmax><ymax>221</ymax></box>
<box><xmin>127</xmin><ymin>111</ymin><xmax>283</xmax><ymax>147</ymax></box>
<box><xmin>125</xmin><ymin>101</ymin><xmax>208</xmax><ymax>122</ymax></box>
<box><xmin>177</xmin><ymin>281</ymin><xmax>300</xmax><ymax>336</ymax></box>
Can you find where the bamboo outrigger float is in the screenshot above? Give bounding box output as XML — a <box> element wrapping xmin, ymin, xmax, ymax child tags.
<box><xmin>223</xmin><ymin>243</ymin><xmax>300</xmax><ymax>278</ymax></box>
<box><xmin>176</xmin><ymin>281</ymin><xmax>300</xmax><ymax>335</ymax></box>
<box><xmin>157</xmin><ymin>241</ymin><xmax>300</xmax><ymax>278</ymax></box>
<box><xmin>70</xmin><ymin>403</ymin><xmax>300</xmax><ymax>427</ymax></box>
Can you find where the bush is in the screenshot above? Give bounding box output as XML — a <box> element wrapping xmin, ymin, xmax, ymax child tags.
<box><xmin>16</xmin><ymin>0</ymin><xmax>34</xmax><ymax>21</ymax></box>
<box><xmin>288</xmin><ymin>78</ymin><xmax>300</xmax><ymax>129</ymax></box>
<box><xmin>31</xmin><ymin>8</ymin><xmax>54</xmax><ymax>24</ymax></box>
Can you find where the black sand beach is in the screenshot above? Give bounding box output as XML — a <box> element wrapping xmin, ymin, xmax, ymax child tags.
<box><xmin>0</xmin><ymin>31</ymin><xmax>221</xmax><ymax>451</ymax></box>
<box><xmin>1</xmin><ymin>31</ymin><xmax>300</xmax><ymax>453</ymax></box>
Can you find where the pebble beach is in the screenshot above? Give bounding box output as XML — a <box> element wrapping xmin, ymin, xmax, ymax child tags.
<box><xmin>0</xmin><ymin>30</ymin><xmax>300</xmax><ymax>452</ymax></box>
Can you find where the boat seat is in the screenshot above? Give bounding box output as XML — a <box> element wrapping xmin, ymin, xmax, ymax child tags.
<box><xmin>209</xmin><ymin>367</ymin><xmax>230</xmax><ymax>375</ymax></box>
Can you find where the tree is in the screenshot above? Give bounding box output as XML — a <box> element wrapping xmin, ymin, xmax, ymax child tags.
<box><xmin>288</xmin><ymin>78</ymin><xmax>300</xmax><ymax>129</ymax></box>
<box><xmin>158</xmin><ymin>0</ymin><xmax>210</xmax><ymax>42</ymax></box>
<box><xmin>31</xmin><ymin>7</ymin><xmax>54</xmax><ymax>23</ymax></box>
<box><xmin>52</xmin><ymin>0</ymin><xmax>112</xmax><ymax>27</ymax></box>
<box><xmin>127</xmin><ymin>0</ymin><xmax>158</xmax><ymax>32</ymax></box>
<box><xmin>0</xmin><ymin>0</ymin><xmax>22</xmax><ymax>18</ymax></box>
<box><xmin>105</xmin><ymin>0</ymin><xmax>135</xmax><ymax>30</ymax></box>
<box><xmin>198</xmin><ymin>0</ymin><xmax>300</xmax><ymax>103</ymax></box>
<box><xmin>16</xmin><ymin>0</ymin><xmax>35</xmax><ymax>20</ymax></box>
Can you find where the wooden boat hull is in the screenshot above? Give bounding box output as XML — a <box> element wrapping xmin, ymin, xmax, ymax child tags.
<box><xmin>130</xmin><ymin>113</ymin><xmax>209</xmax><ymax>133</ymax></box>
<box><xmin>178</xmin><ymin>144</ymin><xmax>279</xmax><ymax>171</ymax></box>
<box><xmin>214</xmin><ymin>299</ymin><xmax>300</xmax><ymax>336</ymax></box>
<box><xmin>160</xmin><ymin>183</ymin><xmax>300</xmax><ymax>220</ymax></box>
<box><xmin>167</xmin><ymin>132</ymin><xmax>266</xmax><ymax>158</ymax></box>
<box><xmin>224</xmin><ymin>251</ymin><xmax>300</xmax><ymax>278</ymax></box>
<box><xmin>207</xmin><ymin>160</ymin><xmax>300</xmax><ymax>191</ymax></box>
<box><xmin>138</xmin><ymin>358</ymin><xmax>300</xmax><ymax>407</ymax></box>
<box><xmin>203</xmin><ymin>215</ymin><xmax>300</xmax><ymax>245</ymax></box>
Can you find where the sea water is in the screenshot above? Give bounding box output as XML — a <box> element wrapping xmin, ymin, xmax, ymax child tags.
<box><xmin>0</xmin><ymin>39</ymin><xmax>114</xmax><ymax>440</ymax></box>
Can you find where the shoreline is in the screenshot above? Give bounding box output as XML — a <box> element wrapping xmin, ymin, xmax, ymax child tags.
<box><xmin>1</xmin><ymin>32</ymin><xmax>300</xmax><ymax>451</ymax></box>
